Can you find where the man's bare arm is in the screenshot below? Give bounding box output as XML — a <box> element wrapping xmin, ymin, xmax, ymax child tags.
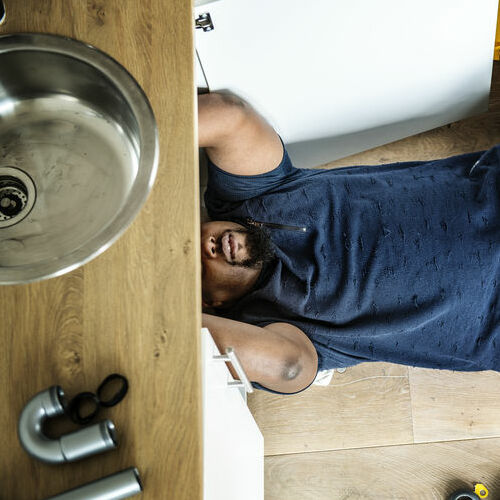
<box><xmin>198</xmin><ymin>93</ymin><xmax>284</xmax><ymax>176</ymax></box>
<box><xmin>202</xmin><ymin>313</ymin><xmax>318</xmax><ymax>394</ymax></box>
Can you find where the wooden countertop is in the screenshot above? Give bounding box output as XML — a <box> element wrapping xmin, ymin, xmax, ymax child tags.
<box><xmin>0</xmin><ymin>1</ymin><xmax>201</xmax><ymax>499</ymax></box>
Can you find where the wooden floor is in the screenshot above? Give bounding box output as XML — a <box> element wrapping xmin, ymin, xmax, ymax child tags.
<box><xmin>247</xmin><ymin>62</ymin><xmax>500</xmax><ymax>500</ymax></box>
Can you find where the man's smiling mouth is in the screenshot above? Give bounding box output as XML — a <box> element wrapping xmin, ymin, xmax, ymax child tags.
<box><xmin>221</xmin><ymin>232</ymin><xmax>236</xmax><ymax>262</ymax></box>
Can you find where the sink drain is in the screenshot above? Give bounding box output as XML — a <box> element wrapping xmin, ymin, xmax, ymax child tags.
<box><xmin>0</xmin><ymin>167</ymin><xmax>36</xmax><ymax>228</ymax></box>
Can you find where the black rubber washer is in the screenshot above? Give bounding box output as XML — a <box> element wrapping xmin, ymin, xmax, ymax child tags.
<box><xmin>97</xmin><ymin>373</ymin><xmax>129</xmax><ymax>408</ymax></box>
<box><xmin>67</xmin><ymin>391</ymin><xmax>100</xmax><ymax>425</ymax></box>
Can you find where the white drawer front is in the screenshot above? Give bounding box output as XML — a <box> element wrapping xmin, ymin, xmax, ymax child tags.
<box><xmin>202</xmin><ymin>328</ymin><xmax>264</xmax><ymax>500</ymax></box>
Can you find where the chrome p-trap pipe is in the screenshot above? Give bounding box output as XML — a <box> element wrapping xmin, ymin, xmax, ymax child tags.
<box><xmin>18</xmin><ymin>385</ymin><xmax>117</xmax><ymax>463</ymax></box>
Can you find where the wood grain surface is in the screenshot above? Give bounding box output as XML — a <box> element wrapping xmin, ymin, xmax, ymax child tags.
<box><xmin>249</xmin><ymin>363</ymin><xmax>413</xmax><ymax>456</ymax></box>
<box><xmin>410</xmin><ymin>368</ymin><xmax>500</xmax><ymax>444</ymax></box>
<box><xmin>264</xmin><ymin>438</ymin><xmax>500</xmax><ymax>500</ymax></box>
<box><xmin>0</xmin><ymin>1</ymin><xmax>201</xmax><ymax>499</ymax></box>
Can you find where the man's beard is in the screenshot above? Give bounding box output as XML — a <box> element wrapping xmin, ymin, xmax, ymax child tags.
<box><xmin>226</xmin><ymin>225</ymin><xmax>275</xmax><ymax>269</ymax></box>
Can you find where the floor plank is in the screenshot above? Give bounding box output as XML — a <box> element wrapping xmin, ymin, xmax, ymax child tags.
<box><xmin>264</xmin><ymin>438</ymin><xmax>500</xmax><ymax>500</ymax></box>
<box><xmin>247</xmin><ymin>363</ymin><xmax>413</xmax><ymax>456</ymax></box>
<box><xmin>410</xmin><ymin>368</ymin><xmax>500</xmax><ymax>443</ymax></box>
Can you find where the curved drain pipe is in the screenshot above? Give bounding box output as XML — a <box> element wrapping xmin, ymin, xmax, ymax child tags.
<box><xmin>18</xmin><ymin>386</ymin><xmax>117</xmax><ymax>463</ymax></box>
<box><xmin>44</xmin><ymin>467</ymin><xmax>143</xmax><ymax>500</ymax></box>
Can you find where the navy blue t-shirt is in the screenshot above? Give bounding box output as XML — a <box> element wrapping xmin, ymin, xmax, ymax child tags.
<box><xmin>204</xmin><ymin>144</ymin><xmax>500</xmax><ymax>391</ymax></box>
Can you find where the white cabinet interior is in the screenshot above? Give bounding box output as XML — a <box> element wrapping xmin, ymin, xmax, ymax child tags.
<box><xmin>195</xmin><ymin>0</ymin><xmax>498</xmax><ymax>167</ymax></box>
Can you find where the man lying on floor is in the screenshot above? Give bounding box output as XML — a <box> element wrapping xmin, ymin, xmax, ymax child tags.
<box><xmin>199</xmin><ymin>92</ymin><xmax>500</xmax><ymax>395</ymax></box>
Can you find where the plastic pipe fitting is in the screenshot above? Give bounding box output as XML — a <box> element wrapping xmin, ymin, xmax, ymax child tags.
<box><xmin>44</xmin><ymin>467</ymin><xmax>143</xmax><ymax>500</ymax></box>
<box><xmin>18</xmin><ymin>386</ymin><xmax>117</xmax><ymax>463</ymax></box>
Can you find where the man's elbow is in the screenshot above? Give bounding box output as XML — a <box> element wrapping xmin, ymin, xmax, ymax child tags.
<box><xmin>281</xmin><ymin>358</ymin><xmax>303</xmax><ymax>382</ymax></box>
<box><xmin>273</xmin><ymin>355</ymin><xmax>317</xmax><ymax>394</ymax></box>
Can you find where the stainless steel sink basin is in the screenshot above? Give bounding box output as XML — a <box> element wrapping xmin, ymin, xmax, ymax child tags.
<box><xmin>0</xmin><ymin>33</ymin><xmax>158</xmax><ymax>284</ymax></box>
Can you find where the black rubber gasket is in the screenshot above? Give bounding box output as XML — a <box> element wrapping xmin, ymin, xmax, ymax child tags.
<box><xmin>97</xmin><ymin>373</ymin><xmax>129</xmax><ymax>408</ymax></box>
<box><xmin>67</xmin><ymin>391</ymin><xmax>100</xmax><ymax>425</ymax></box>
